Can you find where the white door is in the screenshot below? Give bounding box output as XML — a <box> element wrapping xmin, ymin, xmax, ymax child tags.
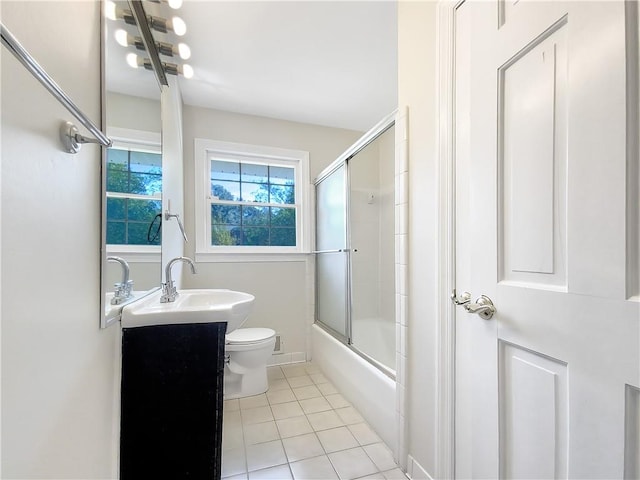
<box><xmin>454</xmin><ymin>1</ymin><xmax>640</xmax><ymax>478</ymax></box>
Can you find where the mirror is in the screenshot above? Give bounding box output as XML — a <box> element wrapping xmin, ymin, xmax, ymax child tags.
<box><xmin>101</xmin><ymin>0</ymin><xmax>164</xmax><ymax>327</ymax></box>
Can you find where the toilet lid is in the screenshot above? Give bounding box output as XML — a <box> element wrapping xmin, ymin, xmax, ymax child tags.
<box><xmin>226</xmin><ymin>327</ymin><xmax>275</xmax><ymax>344</ymax></box>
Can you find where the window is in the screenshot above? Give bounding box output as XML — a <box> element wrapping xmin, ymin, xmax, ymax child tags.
<box><xmin>195</xmin><ymin>139</ymin><xmax>310</xmax><ymax>256</ymax></box>
<box><xmin>106</xmin><ymin>128</ymin><xmax>162</xmax><ymax>251</ymax></box>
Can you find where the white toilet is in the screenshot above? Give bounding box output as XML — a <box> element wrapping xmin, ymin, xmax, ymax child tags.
<box><xmin>223</xmin><ymin>327</ymin><xmax>276</xmax><ymax>399</ymax></box>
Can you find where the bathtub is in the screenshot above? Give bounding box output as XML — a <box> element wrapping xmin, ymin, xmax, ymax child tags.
<box><xmin>310</xmin><ymin>324</ymin><xmax>397</xmax><ymax>456</ymax></box>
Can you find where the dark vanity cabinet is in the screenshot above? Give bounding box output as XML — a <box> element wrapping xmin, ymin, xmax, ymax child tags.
<box><xmin>120</xmin><ymin>322</ymin><xmax>227</xmax><ymax>479</ymax></box>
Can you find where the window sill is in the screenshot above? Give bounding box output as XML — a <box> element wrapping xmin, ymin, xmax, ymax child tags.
<box><xmin>195</xmin><ymin>252</ymin><xmax>312</xmax><ymax>263</ymax></box>
<box><xmin>106</xmin><ymin>246</ymin><xmax>161</xmax><ymax>263</ymax></box>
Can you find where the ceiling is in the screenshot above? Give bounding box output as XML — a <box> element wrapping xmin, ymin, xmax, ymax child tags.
<box><xmin>106</xmin><ymin>1</ymin><xmax>398</xmax><ymax>132</ymax></box>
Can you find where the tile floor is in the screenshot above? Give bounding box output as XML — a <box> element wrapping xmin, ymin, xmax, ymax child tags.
<box><xmin>222</xmin><ymin>362</ymin><xmax>407</xmax><ymax>480</ymax></box>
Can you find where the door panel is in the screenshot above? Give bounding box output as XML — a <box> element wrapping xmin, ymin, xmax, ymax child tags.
<box><xmin>316</xmin><ymin>165</ymin><xmax>348</xmax><ymax>338</ymax></box>
<box><xmin>454</xmin><ymin>1</ymin><xmax>640</xmax><ymax>478</ymax></box>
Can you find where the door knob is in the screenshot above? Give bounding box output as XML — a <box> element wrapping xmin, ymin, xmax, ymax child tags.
<box><xmin>451</xmin><ymin>290</ymin><xmax>496</xmax><ymax>320</ymax></box>
<box><xmin>464</xmin><ymin>295</ymin><xmax>495</xmax><ymax>320</ymax></box>
<box><xmin>451</xmin><ymin>290</ymin><xmax>471</xmax><ymax>306</ymax></box>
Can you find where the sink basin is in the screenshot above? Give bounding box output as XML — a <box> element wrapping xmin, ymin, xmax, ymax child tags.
<box><xmin>121</xmin><ymin>288</ymin><xmax>255</xmax><ymax>332</ymax></box>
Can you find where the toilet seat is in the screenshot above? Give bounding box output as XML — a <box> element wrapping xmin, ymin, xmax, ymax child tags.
<box><xmin>226</xmin><ymin>327</ymin><xmax>275</xmax><ymax>345</ymax></box>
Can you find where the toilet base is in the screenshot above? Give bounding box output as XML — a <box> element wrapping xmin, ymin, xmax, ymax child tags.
<box><xmin>223</xmin><ymin>365</ymin><xmax>269</xmax><ymax>399</ymax></box>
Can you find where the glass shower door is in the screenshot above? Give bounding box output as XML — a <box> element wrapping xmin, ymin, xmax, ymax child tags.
<box><xmin>315</xmin><ymin>164</ymin><xmax>348</xmax><ymax>339</ymax></box>
<box><xmin>348</xmin><ymin>125</ymin><xmax>395</xmax><ymax>371</ymax></box>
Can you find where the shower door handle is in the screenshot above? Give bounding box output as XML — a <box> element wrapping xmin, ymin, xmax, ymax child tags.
<box><xmin>312</xmin><ymin>249</ymin><xmax>350</xmax><ymax>254</ymax></box>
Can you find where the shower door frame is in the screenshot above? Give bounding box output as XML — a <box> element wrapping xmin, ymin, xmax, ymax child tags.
<box><xmin>314</xmin><ymin>111</ymin><xmax>398</xmax><ymax>378</ymax></box>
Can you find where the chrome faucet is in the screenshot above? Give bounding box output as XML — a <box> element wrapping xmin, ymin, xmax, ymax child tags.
<box><xmin>161</xmin><ymin>256</ymin><xmax>197</xmax><ymax>303</ymax></box>
<box><xmin>107</xmin><ymin>256</ymin><xmax>133</xmax><ymax>305</ymax></box>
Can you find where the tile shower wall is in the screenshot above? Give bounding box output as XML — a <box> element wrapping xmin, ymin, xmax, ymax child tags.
<box><xmin>394</xmin><ymin>108</ymin><xmax>409</xmax><ymax>469</ymax></box>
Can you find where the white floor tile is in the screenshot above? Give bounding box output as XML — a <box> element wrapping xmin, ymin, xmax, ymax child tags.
<box><xmin>304</xmin><ymin>364</ymin><xmax>321</xmax><ymax>375</ymax></box>
<box><xmin>248</xmin><ymin>464</ymin><xmax>293</xmax><ymax>480</ymax></box>
<box><xmin>282</xmin><ymin>432</ymin><xmax>325</xmax><ymax>462</ymax></box>
<box><xmin>317</xmin><ymin>382</ymin><xmax>339</xmax><ymax>396</ymax></box>
<box><xmin>222</xmin><ymin>446</ymin><xmax>247</xmax><ymax>478</ymax></box>
<box><xmin>271</xmin><ymin>401</ymin><xmax>304</xmax><ymax>420</ymax></box>
<box><xmin>223</xmin><ymin>474</ymin><xmax>248</xmax><ymax>480</ymax></box>
<box><xmin>382</xmin><ymin>468</ymin><xmax>408</xmax><ymax>479</ymax></box>
<box><xmin>276</xmin><ymin>415</ymin><xmax>313</xmax><ymax>438</ymax></box>
<box><xmin>363</xmin><ymin>443</ymin><xmax>397</xmax><ymax>472</ymax></box>
<box><xmin>307</xmin><ymin>410</ymin><xmax>345</xmax><ymax>431</ymax></box>
<box><xmin>299</xmin><ymin>396</ymin><xmax>332</xmax><ymax>414</ymax></box>
<box><xmin>242</xmin><ymin>406</ymin><xmax>274</xmax><ymax>425</ymax></box>
<box><xmin>246</xmin><ymin>440</ymin><xmax>288</xmax><ymax>472</ymax></box>
<box><xmin>223</xmin><ymin>422</ymin><xmax>245</xmax><ymax>451</ymax></box>
<box><xmin>292</xmin><ymin>385</ymin><xmax>322</xmax><ymax>400</ymax></box>
<box><xmin>267</xmin><ymin>366</ymin><xmax>285</xmax><ymax>380</ymax></box>
<box><xmin>290</xmin><ymin>455</ymin><xmax>339</xmax><ymax>480</ymax></box>
<box><xmin>328</xmin><ymin>447</ymin><xmax>378</xmax><ymax>480</ymax></box>
<box><xmin>335</xmin><ymin>406</ymin><xmax>365</xmax><ymax>425</ymax></box>
<box><xmin>268</xmin><ymin>378</ymin><xmax>291</xmax><ymax>391</ymax></box>
<box><xmin>243</xmin><ymin>421</ymin><xmax>280</xmax><ymax>446</ymax></box>
<box><xmin>223</xmin><ymin>362</ymin><xmax>399</xmax><ymax>480</ymax></box>
<box><xmin>348</xmin><ymin>423</ymin><xmax>381</xmax><ymax>446</ymax></box>
<box><xmin>225</xmin><ymin>398</ymin><xmax>240</xmax><ymax>412</ymax></box>
<box><xmin>310</xmin><ymin>373</ymin><xmax>328</xmax><ymax>384</ymax></box>
<box><xmin>325</xmin><ymin>393</ymin><xmax>350</xmax><ymax>409</ymax></box>
<box><xmin>316</xmin><ymin>426</ymin><xmax>359</xmax><ymax>453</ymax></box>
<box><xmin>281</xmin><ymin>364</ymin><xmax>308</xmax><ymax>378</ymax></box>
<box><xmin>240</xmin><ymin>394</ymin><xmax>269</xmax><ymax>410</ymax></box>
<box><xmin>287</xmin><ymin>375</ymin><xmax>314</xmax><ymax>388</ymax></box>
<box><xmin>267</xmin><ymin>388</ymin><xmax>297</xmax><ymax>405</ymax></box>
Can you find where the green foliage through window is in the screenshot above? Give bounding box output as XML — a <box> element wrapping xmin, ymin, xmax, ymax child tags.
<box><xmin>106</xmin><ymin>148</ymin><xmax>162</xmax><ymax>246</ymax></box>
<box><xmin>210</xmin><ymin>159</ymin><xmax>296</xmax><ymax>247</ymax></box>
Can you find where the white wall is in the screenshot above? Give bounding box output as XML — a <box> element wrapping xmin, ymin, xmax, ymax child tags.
<box><xmin>106</xmin><ymin>91</ymin><xmax>161</xmax><ymax>132</ymax></box>
<box><xmin>1</xmin><ymin>1</ymin><xmax>120</xmax><ymax>478</ymax></box>
<box><xmin>161</xmin><ymin>76</ymin><xmax>186</xmax><ymax>285</ymax></box>
<box><xmin>181</xmin><ymin>105</ymin><xmax>362</xmax><ymax>355</ymax></box>
<box><xmin>398</xmin><ymin>1</ymin><xmax>439</xmax><ymax>477</ymax></box>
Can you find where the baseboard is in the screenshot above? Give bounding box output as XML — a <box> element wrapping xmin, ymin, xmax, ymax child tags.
<box><xmin>407</xmin><ymin>455</ymin><xmax>434</xmax><ymax>480</ymax></box>
<box><xmin>268</xmin><ymin>352</ymin><xmax>307</xmax><ymax>365</ymax></box>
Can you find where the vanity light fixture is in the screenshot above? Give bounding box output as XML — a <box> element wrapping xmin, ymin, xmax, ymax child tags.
<box><xmin>126</xmin><ymin>53</ymin><xmax>194</xmax><ymax>79</ymax></box>
<box><xmin>106</xmin><ymin>1</ymin><xmax>186</xmax><ymax>36</ymax></box>
<box><xmin>105</xmin><ymin>1</ymin><xmax>137</xmax><ymax>25</ymax></box>
<box><xmin>115</xmin><ymin>29</ymin><xmax>191</xmax><ymax>59</ymax></box>
<box><xmin>148</xmin><ymin>0</ymin><xmax>184</xmax><ymax>10</ymax></box>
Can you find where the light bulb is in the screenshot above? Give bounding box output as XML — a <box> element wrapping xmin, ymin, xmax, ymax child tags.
<box><xmin>105</xmin><ymin>1</ymin><xmax>117</xmax><ymax>20</ymax></box>
<box><xmin>170</xmin><ymin>16</ymin><xmax>187</xmax><ymax>36</ymax></box>
<box><xmin>115</xmin><ymin>29</ymin><xmax>129</xmax><ymax>47</ymax></box>
<box><xmin>167</xmin><ymin>0</ymin><xmax>183</xmax><ymax>9</ymax></box>
<box><xmin>126</xmin><ymin>53</ymin><xmax>140</xmax><ymax>69</ymax></box>
<box><xmin>177</xmin><ymin>43</ymin><xmax>191</xmax><ymax>60</ymax></box>
<box><xmin>181</xmin><ymin>64</ymin><xmax>194</xmax><ymax>79</ymax></box>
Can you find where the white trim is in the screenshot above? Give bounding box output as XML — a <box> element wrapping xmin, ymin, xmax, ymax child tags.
<box><xmin>436</xmin><ymin>1</ymin><xmax>461</xmax><ymax>479</ymax></box>
<box><xmin>107</xmin><ymin>126</ymin><xmax>161</xmax><ymax>152</ymax></box>
<box><xmin>407</xmin><ymin>455</ymin><xmax>435</xmax><ymax>480</ymax></box>
<box><xmin>195</xmin><ymin>252</ymin><xmax>310</xmax><ymax>263</ymax></box>
<box><xmin>194</xmin><ymin>138</ymin><xmax>311</xmax><ymax>255</ymax></box>
<box><xmin>106</xmin><ymin>246</ymin><xmax>161</xmax><ymax>263</ymax></box>
<box><xmin>315</xmin><ymin>109</ymin><xmax>398</xmax><ymax>183</ymax></box>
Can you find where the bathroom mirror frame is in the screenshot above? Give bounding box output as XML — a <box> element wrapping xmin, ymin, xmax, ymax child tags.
<box><xmin>100</xmin><ymin>0</ymin><xmax>166</xmax><ymax>328</ymax></box>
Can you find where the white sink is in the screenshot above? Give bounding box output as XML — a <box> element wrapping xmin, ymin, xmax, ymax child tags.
<box><xmin>121</xmin><ymin>288</ymin><xmax>255</xmax><ymax>332</ymax></box>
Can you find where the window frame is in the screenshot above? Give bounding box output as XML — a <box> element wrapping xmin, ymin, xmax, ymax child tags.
<box><xmin>105</xmin><ymin>127</ymin><xmax>162</xmax><ymax>257</ymax></box>
<box><xmin>195</xmin><ymin>138</ymin><xmax>310</xmax><ymax>257</ymax></box>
